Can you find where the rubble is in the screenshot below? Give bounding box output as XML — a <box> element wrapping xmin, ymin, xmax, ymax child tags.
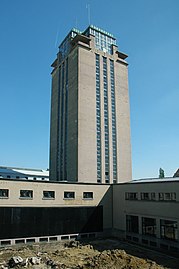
<box><xmin>0</xmin><ymin>239</ymin><xmax>178</xmax><ymax>269</ymax></box>
<box><xmin>8</xmin><ymin>256</ymin><xmax>23</xmax><ymax>267</ymax></box>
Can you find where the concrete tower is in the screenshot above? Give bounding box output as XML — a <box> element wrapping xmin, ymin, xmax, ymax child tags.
<box><xmin>49</xmin><ymin>25</ymin><xmax>132</xmax><ymax>183</ymax></box>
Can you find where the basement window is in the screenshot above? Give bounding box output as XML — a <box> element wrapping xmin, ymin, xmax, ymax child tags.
<box><xmin>83</xmin><ymin>192</ymin><xmax>93</xmax><ymax>199</ymax></box>
<box><xmin>64</xmin><ymin>191</ymin><xmax>75</xmax><ymax>199</ymax></box>
<box><xmin>20</xmin><ymin>190</ymin><xmax>33</xmax><ymax>199</ymax></box>
<box><xmin>0</xmin><ymin>189</ymin><xmax>9</xmax><ymax>198</ymax></box>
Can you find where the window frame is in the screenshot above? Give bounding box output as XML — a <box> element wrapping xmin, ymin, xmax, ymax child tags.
<box><xmin>64</xmin><ymin>191</ymin><xmax>75</xmax><ymax>199</ymax></box>
<box><xmin>43</xmin><ymin>190</ymin><xmax>55</xmax><ymax>199</ymax></box>
<box><xmin>19</xmin><ymin>190</ymin><xmax>33</xmax><ymax>199</ymax></box>
<box><xmin>0</xmin><ymin>189</ymin><xmax>9</xmax><ymax>199</ymax></box>
<box><xmin>83</xmin><ymin>192</ymin><xmax>93</xmax><ymax>200</ymax></box>
<box><xmin>142</xmin><ymin>217</ymin><xmax>157</xmax><ymax>237</ymax></box>
<box><xmin>126</xmin><ymin>215</ymin><xmax>139</xmax><ymax>234</ymax></box>
<box><xmin>125</xmin><ymin>192</ymin><xmax>138</xmax><ymax>200</ymax></box>
<box><xmin>160</xmin><ymin>219</ymin><xmax>178</xmax><ymax>241</ymax></box>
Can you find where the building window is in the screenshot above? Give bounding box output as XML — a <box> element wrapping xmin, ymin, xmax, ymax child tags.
<box><xmin>151</xmin><ymin>192</ymin><xmax>156</xmax><ymax>200</ymax></box>
<box><xmin>126</xmin><ymin>215</ymin><xmax>139</xmax><ymax>233</ymax></box>
<box><xmin>20</xmin><ymin>190</ymin><xmax>33</xmax><ymax>199</ymax></box>
<box><xmin>0</xmin><ymin>189</ymin><xmax>9</xmax><ymax>198</ymax></box>
<box><xmin>83</xmin><ymin>192</ymin><xmax>93</xmax><ymax>199</ymax></box>
<box><xmin>141</xmin><ymin>192</ymin><xmax>150</xmax><ymax>200</ymax></box>
<box><xmin>64</xmin><ymin>191</ymin><xmax>75</xmax><ymax>199</ymax></box>
<box><xmin>142</xmin><ymin>217</ymin><xmax>156</xmax><ymax>237</ymax></box>
<box><xmin>159</xmin><ymin>192</ymin><xmax>176</xmax><ymax>201</ymax></box>
<box><xmin>43</xmin><ymin>191</ymin><xmax>55</xmax><ymax>199</ymax></box>
<box><xmin>125</xmin><ymin>192</ymin><xmax>138</xmax><ymax>200</ymax></box>
<box><xmin>7</xmin><ymin>175</ymin><xmax>11</xmax><ymax>178</ymax></box>
<box><xmin>160</xmin><ymin>219</ymin><xmax>178</xmax><ymax>241</ymax></box>
<box><xmin>141</xmin><ymin>192</ymin><xmax>156</xmax><ymax>201</ymax></box>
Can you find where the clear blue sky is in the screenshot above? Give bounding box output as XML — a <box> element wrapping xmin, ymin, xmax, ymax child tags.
<box><xmin>0</xmin><ymin>0</ymin><xmax>179</xmax><ymax>179</ymax></box>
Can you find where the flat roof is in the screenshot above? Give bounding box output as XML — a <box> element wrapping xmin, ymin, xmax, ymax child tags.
<box><xmin>0</xmin><ymin>166</ymin><xmax>49</xmax><ymax>177</ymax></box>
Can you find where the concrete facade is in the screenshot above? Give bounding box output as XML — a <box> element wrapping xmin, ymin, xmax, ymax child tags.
<box><xmin>49</xmin><ymin>26</ymin><xmax>132</xmax><ymax>184</ymax></box>
<box><xmin>113</xmin><ymin>179</ymin><xmax>179</xmax><ymax>252</ymax></box>
<box><xmin>0</xmin><ymin>179</ymin><xmax>112</xmax><ymax>232</ymax></box>
<box><xmin>0</xmin><ymin>178</ymin><xmax>179</xmax><ymax>253</ymax></box>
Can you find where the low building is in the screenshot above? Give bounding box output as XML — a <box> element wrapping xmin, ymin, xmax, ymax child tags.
<box><xmin>0</xmin><ymin>166</ymin><xmax>49</xmax><ymax>181</ymax></box>
<box><xmin>113</xmin><ymin>178</ymin><xmax>179</xmax><ymax>253</ymax></box>
<box><xmin>0</xmin><ymin>177</ymin><xmax>178</xmax><ymax>254</ymax></box>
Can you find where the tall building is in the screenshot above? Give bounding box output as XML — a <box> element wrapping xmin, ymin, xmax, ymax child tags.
<box><xmin>49</xmin><ymin>25</ymin><xmax>132</xmax><ymax>183</ymax></box>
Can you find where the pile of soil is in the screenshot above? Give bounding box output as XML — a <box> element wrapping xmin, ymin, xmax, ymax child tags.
<box><xmin>0</xmin><ymin>239</ymin><xmax>178</xmax><ymax>269</ymax></box>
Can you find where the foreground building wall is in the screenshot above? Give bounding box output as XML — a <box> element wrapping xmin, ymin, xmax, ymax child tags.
<box><xmin>113</xmin><ymin>179</ymin><xmax>179</xmax><ymax>252</ymax></box>
<box><xmin>0</xmin><ymin>179</ymin><xmax>112</xmax><ymax>241</ymax></box>
<box><xmin>1</xmin><ymin>178</ymin><xmax>179</xmax><ymax>253</ymax></box>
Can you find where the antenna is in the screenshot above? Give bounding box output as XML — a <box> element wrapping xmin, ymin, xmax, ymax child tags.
<box><xmin>55</xmin><ymin>30</ymin><xmax>59</xmax><ymax>49</ymax></box>
<box><xmin>75</xmin><ymin>17</ymin><xmax>78</xmax><ymax>29</ymax></box>
<box><xmin>86</xmin><ymin>3</ymin><xmax>91</xmax><ymax>25</ymax></box>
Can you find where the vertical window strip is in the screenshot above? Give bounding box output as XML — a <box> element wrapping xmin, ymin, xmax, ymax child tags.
<box><xmin>103</xmin><ymin>57</ymin><xmax>109</xmax><ymax>182</ymax></box>
<box><xmin>56</xmin><ymin>66</ymin><xmax>61</xmax><ymax>179</ymax></box>
<box><xmin>60</xmin><ymin>62</ymin><xmax>65</xmax><ymax>179</ymax></box>
<box><xmin>110</xmin><ymin>60</ymin><xmax>117</xmax><ymax>182</ymax></box>
<box><xmin>64</xmin><ymin>58</ymin><xmax>68</xmax><ymax>180</ymax></box>
<box><xmin>96</xmin><ymin>54</ymin><xmax>101</xmax><ymax>182</ymax></box>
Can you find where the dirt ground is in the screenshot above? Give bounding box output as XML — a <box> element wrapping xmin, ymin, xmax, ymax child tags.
<box><xmin>0</xmin><ymin>238</ymin><xmax>179</xmax><ymax>269</ymax></box>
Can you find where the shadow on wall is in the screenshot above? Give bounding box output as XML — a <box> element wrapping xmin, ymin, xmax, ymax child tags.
<box><xmin>98</xmin><ymin>186</ymin><xmax>113</xmax><ymax>233</ymax></box>
<box><xmin>0</xmin><ymin>206</ymin><xmax>103</xmax><ymax>240</ymax></box>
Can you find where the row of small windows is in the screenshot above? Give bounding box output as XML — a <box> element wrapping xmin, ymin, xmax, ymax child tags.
<box><xmin>126</xmin><ymin>215</ymin><xmax>178</xmax><ymax>241</ymax></box>
<box><xmin>0</xmin><ymin>189</ymin><xmax>93</xmax><ymax>200</ymax></box>
<box><xmin>125</xmin><ymin>192</ymin><xmax>177</xmax><ymax>201</ymax></box>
